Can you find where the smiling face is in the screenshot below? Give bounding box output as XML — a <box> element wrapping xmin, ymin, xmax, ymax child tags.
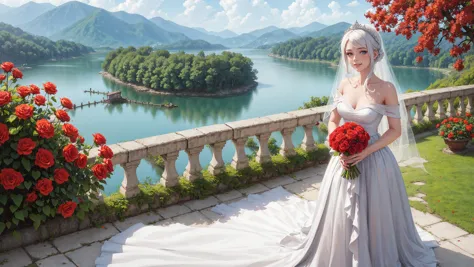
<box><xmin>345</xmin><ymin>41</ymin><xmax>371</xmax><ymax>72</ymax></box>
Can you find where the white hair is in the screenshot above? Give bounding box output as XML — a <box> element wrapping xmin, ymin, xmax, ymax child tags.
<box><xmin>340</xmin><ymin>28</ymin><xmax>382</xmax><ymax>90</ymax></box>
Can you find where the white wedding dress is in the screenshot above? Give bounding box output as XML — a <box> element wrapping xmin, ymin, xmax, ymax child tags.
<box><xmin>95</xmin><ymin>96</ymin><xmax>439</xmax><ymax>267</ymax></box>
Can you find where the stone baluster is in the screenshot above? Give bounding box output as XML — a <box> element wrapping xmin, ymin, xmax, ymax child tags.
<box><xmin>256</xmin><ymin>133</ymin><xmax>271</xmax><ymax>163</ymax></box>
<box><xmin>231</xmin><ymin>137</ymin><xmax>249</xmax><ymax>170</ymax></box>
<box><xmin>160</xmin><ymin>152</ymin><xmax>180</xmax><ymax>187</ymax></box>
<box><xmin>424</xmin><ymin>101</ymin><xmax>436</xmax><ymax>121</ymax></box>
<box><xmin>436</xmin><ymin>100</ymin><xmax>446</xmax><ymax>119</ymax></box>
<box><xmin>280</xmin><ymin>128</ymin><xmax>296</xmax><ymax>156</ymax></box>
<box><xmin>406</xmin><ymin>105</ymin><xmax>413</xmax><ymax>126</ymax></box>
<box><xmin>413</xmin><ymin>104</ymin><xmax>424</xmax><ymax>124</ymax></box>
<box><xmin>208</xmin><ymin>142</ymin><xmax>226</xmax><ymax>175</ymax></box>
<box><xmin>184</xmin><ymin>146</ymin><xmax>204</xmax><ymax>181</ymax></box>
<box><xmin>458</xmin><ymin>96</ymin><xmax>466</xmax><ymax>115</ymax></box>
<box><xmin>301</xmin><ymin>124</ymin><xmax>317</xmax><ymax>152</ymax></box>
<box><xmin>467</xmin><ymin>96</ymin><xmax>473</xmax><ymax>113</ymax></box>
<box><xmin>446</xmin><ymin>98</ymin><xmax>456</xmax><ymax>117</ymax></box>
<box><xmin>120</xmin><ymin>160</ymin><xmax>141</xmax><ymax>198</ymax></box>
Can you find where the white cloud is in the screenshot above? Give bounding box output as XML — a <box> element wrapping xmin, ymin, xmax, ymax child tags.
<box><xmin>346</xmin><ymin>0</ymin><xmax>359</xmax><ymax>7</ymax></box>
<box><xmin>112</xmin><ymin>0</ymin><xmax>166</xmax><ymax>18</ymax></box>
<box><xmin>280</xmin><ymin>0</ymin><xmax>320</xmax><ymax>28</ymax></box>
<box><xmin>316</xmin><ymin>1</ymin><xmax>351</xmax><ymax>24</ymax></box>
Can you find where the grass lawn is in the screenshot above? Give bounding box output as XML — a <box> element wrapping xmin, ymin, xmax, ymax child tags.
<box><xmin>401</xmin><ymin>134</ymin><xmax>474</xmax><ymax>233</ymax></box>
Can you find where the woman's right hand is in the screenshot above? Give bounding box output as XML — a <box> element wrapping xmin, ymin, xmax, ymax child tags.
<box><xmin>339</xmin><ymin>154</ymin><xmax>349</xmax><ymax>170</ymax></box>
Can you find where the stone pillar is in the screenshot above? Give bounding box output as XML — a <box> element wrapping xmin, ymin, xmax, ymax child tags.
<box><xmin>208</xmin><ymin>142</ymin><xmax>226</xmax><ymax>175</ymax></box>
<box><xmin>231</xmin><ymin>138</ymin><xmax>249</xmax><ymax>170</ymax></box>
<box><xmin>160</xmin><ymin>152</ymin><xmax>179</xmax><ymax>187</ymax></box>
<box><xmin>120</xmin><ymin>160</ymin><xmax>141</xmax><ymax>198</ymax></box>
<box><xmin>446</xmin><ymin>98</ymin><xmax>456</xmax><ymax>117</ymax></box>
<box><xmin>256</xmin><ymin>133</ymin><xmax>271</xmax><ymax>163</ymax></box>
<box><xmin>406</xmin><ymin>105</ymin><xmax>413</xmax><ymax>126</ymax></box>
<box><xmin>424</xmin><ymin>101</ymin><xmax>436</xmax><ymax>121</ymax></box>
<box><xmin>436</xmin><ymin>100</ymin><xmax>446</xmax><ymax>119</ymax></box>
<box><xmin>466</xmin><ymin>96</ymin><xmax>473</xmax><ymax>113</ymax></box>
<box><xmin>301</xmin><ymin>124</ymin><xmax>317</xmax><ymax>152</ymax></box>
<box><xmin>414</xmin><ymin>104</ymin><xmax>424</xmax><ymax>124</ymax></box>
<box><xmin>458</xmin><ymin>96</ymin><xmax>466</xmax><ymax>115</ymax></box>
<box><xmin>183</xmin><ymin>146</ymin><xmax>204</xmax><ymax>181</ymax></box>
<box><xmin>280</xmin><ymin>128</ymin><xmax>296</xmax><ymax>157</ymax></box>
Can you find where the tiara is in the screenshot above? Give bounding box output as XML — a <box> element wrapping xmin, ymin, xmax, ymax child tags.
<box><xmin>344</xmin><ymin>21</ymin><xmax>381</xmax><ymax>46</ymax></box>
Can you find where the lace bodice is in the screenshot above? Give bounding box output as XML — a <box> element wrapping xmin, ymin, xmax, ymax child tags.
<box><xmin>332</xmin><ymin>95</ymin><xmax>401</xmax><ymax>136</ymax></box>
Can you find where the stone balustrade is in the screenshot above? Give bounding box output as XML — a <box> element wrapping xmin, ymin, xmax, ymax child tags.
<box><xmin>89</xmin><ymin>84</ymin><xmax>474</xmax><ymax>198</ymax></box>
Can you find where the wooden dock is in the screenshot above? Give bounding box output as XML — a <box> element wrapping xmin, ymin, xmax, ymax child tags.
<box><xmin>76</xmin><ymin>89</ymin><xmax>178</xmax><ymax>109</ymax></box>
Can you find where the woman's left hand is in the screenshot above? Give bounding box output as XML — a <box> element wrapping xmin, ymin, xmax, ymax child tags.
<box><xmin>345</xmin><ymin>149</ymin><xmax>370</xmax><ymax>165</ymax></box>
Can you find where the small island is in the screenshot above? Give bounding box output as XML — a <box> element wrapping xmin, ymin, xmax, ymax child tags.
<box><xmin>101</xmin><ymin>46</ymin><xmax>258</xmax><ymax>97</ymax></box>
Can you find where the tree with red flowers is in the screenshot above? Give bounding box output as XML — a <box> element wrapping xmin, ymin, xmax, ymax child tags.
<box><xmin>365</xmin><ymin>0</ymin><xmax>474</xmax><ymax>71</ymax></box>
<box><xmin>0</xmin><ymin>62</ymin><xmax>114</xmax><ymax>236</ymax></box>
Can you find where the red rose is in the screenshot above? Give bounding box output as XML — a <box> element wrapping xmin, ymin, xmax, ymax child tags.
<box><xmin>35</xmin><ymin>178</ymin><xmax>53</xmax><ymax>196</ymax></box>
<box><xmin>57</xmin><ymin>201</ymin><xmax>77</xmax><ymax>218</ymax></box>
<box><xmin>339</xmin><ymin>140</ymin><xmax>350</xmax><ymax>153</ymax></box>
<box><xmin>103</xmin><ymin>158</ymin><xmax>114</xmax><ymax>173</ymax></box>
<box><xmin>466</xmin><ymin>125</ymin><xmax>473</xmax><ymax>132</ymax></box>
<box><xmin>447</xmin><ymin>124</ymin><xmax>452</xmax><ymax>128</ymax></box>
<box><xmin>0</xmin><ymin>91</ymin><xmax>11</xmax><ymax>106</ymax></box>
<box><xmin>17</xmin><ymin>86</ymin><xmax>31</xmax><ymax>98</ymax></box>
<box><xmin>92</xmin><ymin>164</ymin><xmax>108</xmax><ymax>180</ymax></box>
<box><xmin>348</xmin><ymin>146</ymin><xmax>357</xmax><ymax>155</ymax></box>
<box><xmin>1</xmin><ymin>62</ymin><xmax>14</xmax><ymax>72</ymax></box>
<box><xmin>55</xmin><ymin>110</ymin><xmax>70</xmax><ymax>122</ymax></box>
<box><xmin>78</xmin><ymin>136</ymin><xmax>85</xmax><ymax>144</ymax></box>
<box><xmin>92</xmin><ymin>133</ymin><xmax>106</xmax><ymax>145</ymax></box>
<box><xmin>464</xmin><ymin>120</ymin><xmax>469</xmax><ymax>125</ymax></box>
<box><xmin>440</xmin><ymin>131</ymin><xmax>445</xmax><ymax>136</ymax></box>
<box><xmin>35</xmin><ymin>148</ymin><xmax>55</xmax><ymax>169</ymax></box>
<box><xmin>30</xmin><ymin>84</ymin><xmax>40</xmax><ymax>94</ymax></box>
<box><xmin>448</xmin><ymin>132</ymin><xmax>454</xmax><ymax>139</ymax></box>
<box><xmin>355</xmin><ymin>143</ymin><xmax>364</xmax><ymax>153</ymax></box>
<box><xmin>43</xmin><ymin>82</ymin><xmax>57</xmax><ymax>94</ymax></box>
<box><xmin>17</xmin><ymin>138</ymin><xmax>36</xmax><ymax>155</ymax></box>
<box><xmin>99</xmin><ymin>145</ymin><xmax>113</xmax><ymax>159</ymax></box>
<box><xmin>0</xmin><ymin>123</ymin><xmax>9</xmax><ymax>145</ymax></box>
<box><xmin>36</xmin><ymin>119</ymin><xmax>55</xmax><ymax>139</ymax></box>
<box><xmin>436</xmin><ymin>124</ymin><xmax>440</xmax><ymax>128</ymax></box>
<box><xmin>453</xmin><ymin>118</ymin><xmax>459</xmax><ymax>123</ymax></box>
<box><xmin>75</xmin><ymin>153</ymin><xmax>88</xmax><ymax>169</ymax></box>
<box><xmin>0</xmin><ymin>74</ymin><xmax>5</xmax><ymax>81</ymax></box>
<box><xmin>54</xmin><ymin>168</ymin><xmax>69</xmax><ymax>184</ymax></box>
<box><xmin>15</xmin><ymin>104</ymin><xmax>34</xmax><ymax>120</ymax></box>
<box><xmin>467</xmin><ymin>113</ymin><xmax>472</xmax><ymax>118</ymax></box>
<box><xmin>34</xmin><ymin>95</ymin><xmax>46</xmax><ymax>106</ymax></box>
<box><xmin>0</xmin><ymin>168</ymin><xmax>24</xmax><ymax>190</ymax></box>
<box><xmin>60</xmin><ymin>97</ymin><xmax>73</xmax><ymax>109</ymax></box>
<box><xmin>458</xmin><ymin>131</ymin><xmax>464</xmax><ymax>135</ymax></box>
<box><xmin>26</xmin><ymin>192</ymin><xmax>37</xmax><ymax>203</ymax></box>
<box><xmin>62</xmin><ymin>144</ymin><xmax>79</xmax><ymax>163</ymax></box>
<box><xmin>62</xmin><ymin>123</ymin><xmax>78</xmax><ymax>139</ymax></box>
<box><xmin>12</xmin><ymin>68</ymin><xmax>22</xmax><ymax>79</ymax></box>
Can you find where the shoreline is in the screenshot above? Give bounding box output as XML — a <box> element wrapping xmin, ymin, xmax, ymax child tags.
<box><xmin>268</xmin><ymin>53</ymin><xmax>454</xmax><ymax>75</ymax></box>
<box><xmin>100</xmin><ymin>71</ymin><xmax>258</xmax><ymax>98</ymax></box>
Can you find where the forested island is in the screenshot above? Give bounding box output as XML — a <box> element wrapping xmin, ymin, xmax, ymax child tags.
<box><xmin>270</xmin><ymin>35</ymin><xmax>461</xmax><ymax>69</ymax></box>
<box><xmin>155</xmin><ymin>40</ymin><xmax>227</xmax><ymax>51</ymax></box>
<box><xmin>101</xmin><ymin>46</ymin><xmax>258</xmax><ymax>96</ymax></box>
<box><xmin>0</xmin><ymin>23</ymin><xmax>94</xmax><ymax>64</ymax></box>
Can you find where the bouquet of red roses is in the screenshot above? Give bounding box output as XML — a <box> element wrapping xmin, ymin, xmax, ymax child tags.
<box><xmin>328</xmin><ymin>122</ymin><xmax>370</xmax><ymax>179</ymax></box>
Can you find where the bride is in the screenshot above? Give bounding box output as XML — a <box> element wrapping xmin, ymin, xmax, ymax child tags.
<box><xmin>95</xmin><ymin>22</ymin><xmax>439</xmax><ymax>267</ymax></box>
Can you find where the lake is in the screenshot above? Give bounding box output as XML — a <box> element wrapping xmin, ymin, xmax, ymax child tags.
<box><xmin>17</xmin><ymin>49</ymin><xmax>446</xmax><ymax>194</ymax></box>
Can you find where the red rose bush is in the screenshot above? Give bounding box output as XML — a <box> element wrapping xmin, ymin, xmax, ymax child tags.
<box><xmin>437</xmin><ymin>112</ymin><xmax>474</xmax><ymax>140</ymax></box>
<box><xmin>328</xmin><ymin>122</ymin><xmax>370</xmax><ymax>179</ymax></box>
<box><xmin>0</xmin><ymin>62</ymin><xmax>114</xmax><ymax>235</ymax></box>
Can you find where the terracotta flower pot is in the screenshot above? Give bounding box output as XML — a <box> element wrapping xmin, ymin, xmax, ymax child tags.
<box><xmin>444</xmin><ymin>138</ymin><xmax>470</xmax><ymax>152</ymax></box>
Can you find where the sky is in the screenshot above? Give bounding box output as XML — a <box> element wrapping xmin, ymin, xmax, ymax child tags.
<box><xmin>0</xmin><ymin>0</ymin><xmax>374</xmax><ymax>33</ymax></box>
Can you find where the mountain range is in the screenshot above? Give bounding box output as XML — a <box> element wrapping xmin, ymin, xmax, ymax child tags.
<box><xmin>1</xmin><ymin>1</ymin><xmax>339</xmax><ymax>49</ymax></box>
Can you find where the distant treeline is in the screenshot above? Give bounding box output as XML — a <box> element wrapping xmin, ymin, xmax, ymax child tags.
<box><xmin>102</xmin><ymin>46</ymin><xmax>258</xmax><ymax>92</ymax></box>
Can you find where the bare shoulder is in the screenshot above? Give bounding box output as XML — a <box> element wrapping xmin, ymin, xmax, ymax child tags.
<box><xmin>337</xmin><ymin>78</ymin><xmax>350</xmax><ymax>95</ymax></box>
<box><xmin>382</xmin><ymin>81</ymin><xmax>399</xmax><ymax>105</ymax></box>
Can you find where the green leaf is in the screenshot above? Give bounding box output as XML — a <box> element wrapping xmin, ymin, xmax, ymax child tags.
<box><xmin>0</xmin><ymin>207</ymin><xmax>3</xmax><ymax>215</ymax></box>
<box><xmin>6</xmin><ymin>222</ymin><xmax>11</xmax><ymax>229</ymax></box>
<box><xmin>12</xmin><ymin>217</ymin><xmax>19</xmax><ymax>225</ymax></box>
<box><xmin>36</xmin><ymin>200</ymin><xmax>44</xmax><ymax>206</ymax></box>
<box><xmin>32</xmin><ymin>170</ymin><xmax>41</xmax><ymax>180</ymax></box>
<box><xmin>42</xmin><ymin>206</ymin><xmax>51</xmax><ymax>216</ymax></box>
<box><xmin>14</xmin><ymin>211</ymin><xmax>25</xmax><ymax>221</ymax></box>
<box><xmin>12</xmin><ymin>230</ymin><xmax>20</xmax><ymax>240</ymax></box>
<box><xmin>33</xmin><ymin>130</ymin><xmax>39</xmax><ymax>136</ymax></box>
<box><xmin>12</xmin><ymin>194</ymin><xmax>23</xmax><ymax>207</ymax></box>
<box><xmin>9</xmin><ymin>205</ymin><xmax>18</xmax><ymax>213</ymax></box>
<box><xmin>29</xmin><ymin>213</ymin><xmax>41</xmax><ymax>223</ymax></box>
<box><xmin>6</xmin><ymin>114</ymin><xmax>17</xmax><ymax>123</ymax></box>
<box><xmin>33</xmin><ymin>220</ymin><xmax>41</xmax><ymax>230</ymax></box>
<box><xmin>0</xmin><ymin>195</ymin><xmax>7</xmax><ymax>205</ymax></box>
<box><xmin>24</xmin><ymin>181</ymin><xmax>32</xmax><ymax>190</ymax></box>
<box><xmin>51</xmin><ymin>199</ymin><xmax>58</xmax><ymax>206</ymax></box>
<box><xmin>3</xmin><ymin>157</ymin><xmax>13</xmax><ymax>165</ymax></box>
<box><xmin>51</xmin><ymin>96</ymin><xmax>57</xmax><ymax>102</ymax></box>
<box><xmin>21</xmin><ymin>157</ymin><xmax>31</xmax><ymax>172</ymax></box>
<box><xmin>9</xmin><ymin>126</ymin><xmax>21</xmax><ymax>135</ymax></box>
<box><xmin>77</xmin><ymin>210</ymin><xmax>85</xmax><ymax>220</ymax></box>
<box><xmin>61</xmin><ymin>188</ymin><xmax>67</xmax><ymax>194</ymax></box>
<box><xmin>0</xmin><ymin>222</ymin><xmax>5</xmax><ymax>234</ymax></box>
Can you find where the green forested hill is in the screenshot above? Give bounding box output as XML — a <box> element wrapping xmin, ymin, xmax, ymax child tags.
<box><xmin>0</xmin><ymin>23</ymin><xmax>94</xmax><ymax>64</ymax></box>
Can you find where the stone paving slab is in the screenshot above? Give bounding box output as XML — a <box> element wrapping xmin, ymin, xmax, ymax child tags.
<box><xmin>172</xmin><ymin>211</ymin><xmax>212</xmax><ymax>227</ymax></box>
<box><xmin>450</xmin><ymin>234</ymin><xmax>474</xmax><ymax>255</ymax></box>
<box><xmin>153</xmin><ymin>218</ymin><xmax>174</xmax><ymax>226</ymax></box>
<box><xmin>301</xmin><ymin>174</ymin><xmax>324</xmax><ymax>189</ymax></box>
<box><xmin>200</xmin><ymin>208</ymin><xmax>225</xmax><ymax>222</ymax></box>
<box><xmin>425</xmin><ymin>222</ymin><xmax>469</xmax><ymax>240</ymax></box>
<box><xmin>36</xmin><ymin>254</ymin><xmax>75</xmax><ymax>267</ymax></box>
<box><xmin>157</xmin><ymin>204</ymin><xmax>192</xmax><ymax>219</ymax></box>
<box><xmin>52</xmin><ymin>223</ymin><xmax>119</xmax><ymax>253</ymax></box>
<box><xmin>183</xmin><ymin>196</ymin><xmax>220</xmax><ymax>211</ymax></box>
<box><xmin>410</xmin><ymin>208</ymin><xmax>442</xmax><ymax>227</ymax></box>
<box><xmin>238</xmin><ymin>183</ymin><xmax>269</xmax><ymax>195</ymax></box>
<box><xmin>66</xmin><ymin>242</ymin><xmax>103</xmax><ymax>267</ymax></box>
<box><xmin>291</xmin><ymin>167</ymin><xmax>320</xmax><ymax>180</ymax></box>
<box><xmin>435</xmin><ymin>241</ymin><xmax>474</xmax><ymax>267</ymax></box>
<box><xmin>0</xmin><ymin>248</ymin><xmax>32</xmax><ymax>267</ymax></box>
<box><xmin>284</xmin><ymin>179</ymin><xmax>320</xmax><ymax>195</ymax></box>
<box><xmin>25</xmin><ymin>241</ymin><xmax>58</xmax><ymax>260</ymax></box>
<box><xmin>299</xmin><ymin>189</ymin><xmax>320</xmax><ymax>201</ymax></box>
<box><xmin>113</xmin><ymin>212</ymin><xmax>163</xmax><ymax>232</ymax></box>
<box><xmin>215</xmin><ymin>189</ymin><xmax>243</xmax><ymax>202</ymax></box>
<box><xmin>261</xmin><ymin>175</ymin><xmax>296</xmax><ymax>188</ymax></box>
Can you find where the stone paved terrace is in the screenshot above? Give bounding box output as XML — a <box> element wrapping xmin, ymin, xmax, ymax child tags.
<box><xmin>1</xmin><ymin>164</ymin><xmax>473</xmax><ymax>267</ymax></box>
